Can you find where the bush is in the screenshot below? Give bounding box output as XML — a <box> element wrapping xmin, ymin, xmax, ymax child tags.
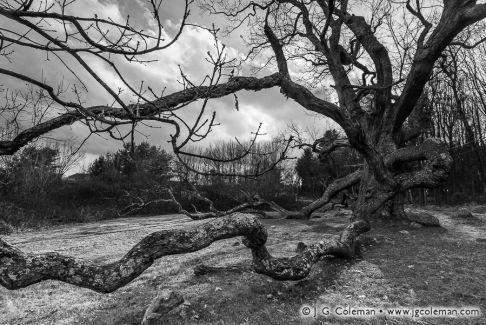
<box><xmin>0</xmin><ymin>201</ymin><xmax>38</xmax><ymax>228</ymax></box>
<box><xmin>0</xmin><ymin>220</ymin><xmax>14</xmax><ymax>235</ymax></box>
<box><xmin>0</xmin><ymin>198</ymin><xmax>120</xmax><ymax>229</ymax></box>
<box><xmin>52</xmin><ymin>180</ymin><xmax>121</xmax><ymax>203</ymax></box>
<box><xmin>454</xmin><ymin>207</ymin><xmax>474</xmax><ymax>219</ymax></box>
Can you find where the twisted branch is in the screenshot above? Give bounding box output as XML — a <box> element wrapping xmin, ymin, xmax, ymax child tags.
<box><xmin>0</xmin><ymin>213</ymin><xmax>368</xmax><ymax>293</ymax></box>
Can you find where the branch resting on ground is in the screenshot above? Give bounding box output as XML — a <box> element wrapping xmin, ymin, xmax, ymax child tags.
<box><xmin>166</xmin><ymin>138</ymin><xmax>452</xmax><ymax>221</ymax></box>
<box><xmin>166</xmin><ymin>188</ymin><xmax>271</xmax><ymax>220</ymax></box>
<box><xmin>0</xmin><ymin>213</ymin><xmax>369</xmax><ymax>293</ymax></box>
<box><xmin>274</xmin><ymin>138</ymin><xmax>451</xmax><ymax>219</ymax></box>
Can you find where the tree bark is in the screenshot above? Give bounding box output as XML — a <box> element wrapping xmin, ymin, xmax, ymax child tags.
<box><xmin>376</xmin><ymin>197</ymin><xmax>408</xmax><ymax>221</ymax></box>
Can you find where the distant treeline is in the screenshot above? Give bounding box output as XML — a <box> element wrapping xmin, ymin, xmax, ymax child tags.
<box><xmin>1</xmin><ymin>136</ymin><xmax>485</xmax><ymax>229</ymax></box>
<box><xmin>0</xmin><ymin>140</ymin><xmax>302</xmax><ymax>228</ymax></box>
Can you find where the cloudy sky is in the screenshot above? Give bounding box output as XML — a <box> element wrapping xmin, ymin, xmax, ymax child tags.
<box><xmin>1</xmin><ymin>0</ymin><xmax>335</xmax><ymax>174</ymax></box>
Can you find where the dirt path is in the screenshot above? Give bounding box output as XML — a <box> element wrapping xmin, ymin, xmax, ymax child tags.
<box><xmin>413</xmin><ymin>205</ymin><xmax>486</xmax><ymax>241</ymax></box>
<box><xmin>4</xmin><ymin>214</ymin><xmax>202</xmax><ymax>262</ymax></box>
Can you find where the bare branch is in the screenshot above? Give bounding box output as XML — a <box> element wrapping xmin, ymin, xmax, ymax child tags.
<box><xmin>0</xmin><ymin>74</ymin><xmax>282</xmax><ymax>155</ymax></box>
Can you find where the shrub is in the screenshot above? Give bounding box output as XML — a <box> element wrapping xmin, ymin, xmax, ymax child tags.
<box><xmin>52</xmin><ymin>180</ymin><xmax>120</xmax><ymax>203</ymax></box>
<box><xmin>0</xmin><ymin>201</ymin><xmax>38</xmax><ymax>228</ymax></box>
<box><xmin>0</xmin><ymin>220</ymin><xmax>14</xmax><ymax>235</ymax></box>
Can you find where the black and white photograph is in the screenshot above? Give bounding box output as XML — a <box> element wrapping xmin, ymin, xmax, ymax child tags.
<box><xmin>0</xmin><ymin>0</ymin><xmax>485</xmax><ymax>324</ymax></box>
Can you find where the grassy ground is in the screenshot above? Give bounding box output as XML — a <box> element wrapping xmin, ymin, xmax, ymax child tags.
<box><xmin>0</xmin><ymin>206</ymin><xmax>485</xmax><ymax>325</ymax></box>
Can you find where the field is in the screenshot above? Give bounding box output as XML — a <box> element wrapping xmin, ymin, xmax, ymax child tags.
<box><xmin>1</xmin><ymin>206</ymin><xmax>485</xmax><ymax>325</ymax></box>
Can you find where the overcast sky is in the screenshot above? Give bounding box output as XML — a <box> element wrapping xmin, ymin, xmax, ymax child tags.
<box><xmin>1</xmin><ymin>0</ymin><xmax>336</xmax><ymax>174</ymax></box>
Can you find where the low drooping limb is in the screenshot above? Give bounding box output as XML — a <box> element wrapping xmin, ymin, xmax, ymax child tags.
<box><xmin>279</xmin><ymin>169</ymin><xmax>362</xmax><ymax>219</ymax></box>
<box><xmin>171</xmin><ymin>169</ymin><xmax>362</xmax><ymax>220</ymax></box>
<box><xmin>0</xmin><ymin>213</ymin><xmax>369</xmax><ymax>293</ymax></box>
<box><xmin>165</xmin><ymin>188</ymin><xmax>270</xmax><ymax>220</ymax></box>
<box><xmin>115</xmin><ymin>183</ymin><xmax>271</xmax><ymax>220</ymax></box>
